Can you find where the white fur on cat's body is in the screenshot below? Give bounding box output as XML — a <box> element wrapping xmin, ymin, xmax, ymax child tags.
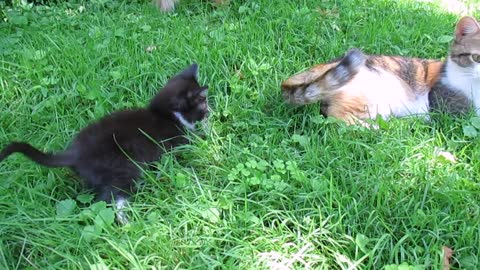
<box><xmin>443</xmin><ymin>58</ymin><xmax>480</xmax><ymax>114</ymax></box>
<box><xmin>351</xmin><ymin>68</ymin><xmax>429</xmax><ymax>118</ymax></box>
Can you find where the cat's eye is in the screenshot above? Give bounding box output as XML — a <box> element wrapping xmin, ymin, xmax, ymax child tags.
<box><xmin>471</xmin><ymin>54</ymin><xmax>480</xmax><ymax>63</ymax></box>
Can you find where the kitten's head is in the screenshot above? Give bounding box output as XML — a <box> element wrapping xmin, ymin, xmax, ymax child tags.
<box><xmin>149</xmin><ymin>63</ymin><xmax>209</xmax><ymax>124</ymax></box>
<box><xmin>450</xmin><ymin>16</ymin><xmax>480</xmax><ymax>71</ymax></box>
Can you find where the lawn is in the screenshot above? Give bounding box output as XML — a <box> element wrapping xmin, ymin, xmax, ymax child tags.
<box><xmin>0</xmin><ymin>0</ymin><xmax>479</xmax><ymax>269</ymax></box>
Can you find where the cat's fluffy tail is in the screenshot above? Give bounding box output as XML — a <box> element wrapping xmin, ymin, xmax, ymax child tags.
<box><xmin>156</xmin><ymin>0</ymin><xmax>179</xmax><ymax>11</ymax></box>
<box><xmin>282</xmin><ymin>49</ymin><xmax>366</xmax><ymax>104</ymax></box>
<box><xmin>0</xmin><ymin>142</ymin><xmax>74</xmax><ymax>168</ymax></box>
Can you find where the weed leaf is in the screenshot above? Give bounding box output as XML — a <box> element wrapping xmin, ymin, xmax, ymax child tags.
<box><xmin>56</xmin><ymin>199</ymin><xmax>77</xmax><ymax>217</ymax></box>
<box><xmin>470</xmin><ymin>117</ymin><xmax>480</xmax><ymax>129</ymax></box>
<box><xmin>82</xmin><ymin>225</ymin><xmax>102</xmax><ymax>242</ymax></box>
<box><xmin>77</xmin><ymin>194</ymin><xmax>95</xmax><ymax>204</ymax></box>
<box><xmin>95</xmin><ymin>208</ymin><xmax>115</xmax><ymax>228</ymax></box>
<box><xmin>463</xmin><ymin>125</ymin><xmax>478</xmax><ymax>138</ymax></box>
<box><xmin>355</xmin><ymin>234</ymin><xmax>370</xmax><ymax>254</ymax></box>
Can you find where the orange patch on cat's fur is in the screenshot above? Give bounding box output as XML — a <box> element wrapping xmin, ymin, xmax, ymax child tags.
<box><xmin>326</xmin><ymin>92</ymin><xmax>369</xmax><ymax>124</ymax></box>
<box><xmin>425</xmin><ymin>61</ymin><xmax>443</xmax><ymax>88</ymax></box>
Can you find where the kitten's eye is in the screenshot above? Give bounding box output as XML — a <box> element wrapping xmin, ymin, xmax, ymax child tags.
<box><xmin>472</xmin><ymin>54</ymin><xmax>480</xmax><ymax>63</ymax></box>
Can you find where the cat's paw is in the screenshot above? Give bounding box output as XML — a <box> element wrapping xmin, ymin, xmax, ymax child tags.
<box><xmin>116</xmin><ymin>210</ymin><xmax>129</xmax><ymax>225</ymax></box>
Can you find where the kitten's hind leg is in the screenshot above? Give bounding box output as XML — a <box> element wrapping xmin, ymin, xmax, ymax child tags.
<box><xmin>97</xmin><ymin>187</ymin><xmax>131</xmax><ymax>225</ymax></box>
<box><xmin>114</xmin><ymin>196</ymin><xmax>129</xmax><ymax>225</ymax></box>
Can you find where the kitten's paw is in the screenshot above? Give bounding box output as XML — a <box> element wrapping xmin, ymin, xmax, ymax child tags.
<box><xmin>116</xmin><ymin>210</ymin><xmax>129</xmax><ymax>225</ymax></box>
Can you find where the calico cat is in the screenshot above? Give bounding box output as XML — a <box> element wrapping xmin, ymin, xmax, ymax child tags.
<box><xmin>157</xmin><ymin>0</ymin><xmax>227</xmax><ymax>12</ymax></box>
<box><xmin>281</xmin><ymin>16</ymin><xmax>480</xmax><ymax>124</ymax></box>
<box><xmin>0</xmin><ymin>63</ymin><xmax>208</xmax><ymax>223</ymax></box>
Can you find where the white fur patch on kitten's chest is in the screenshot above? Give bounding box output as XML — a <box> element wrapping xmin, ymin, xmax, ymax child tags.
<box><xmin>173</xmin><ymin>111</ymin><xmax>195</xmax><ymax>130</ymax></box>
<box><xmin>443</xmin><ymin>58</ymin><xmax>480</xmax><ymax>113</ymax></box>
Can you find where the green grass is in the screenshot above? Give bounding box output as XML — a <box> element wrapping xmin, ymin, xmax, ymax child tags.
<box><xmin>1</xmin><ymin>0</ymin><xmax>479</xmax><ymax>269</ymax></box>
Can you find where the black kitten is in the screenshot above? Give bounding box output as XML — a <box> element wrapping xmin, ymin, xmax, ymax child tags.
<box><xmin>0</xmin><ymin>63</ymin><xmax>208</xmax><ymax>222</ymax></box>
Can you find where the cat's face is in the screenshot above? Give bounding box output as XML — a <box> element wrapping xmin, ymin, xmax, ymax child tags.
<box><xmin>149</xmin><ymin>63</ymin><xmax>209</xmax><ymax>123</ymax></box>
<box><xmin>450</xmin><ymin>16</ymin><xmax>480</xmax><ymax>78</ymax></box>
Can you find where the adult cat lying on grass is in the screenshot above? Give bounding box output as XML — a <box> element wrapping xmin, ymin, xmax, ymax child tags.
<box><xmin>0</xmin><ymin>63</ymin><xmax>208</xmax><ymax>223</ymax></box>
<box><xmin>282</xmin><ymin>16</ymin><xmax>480</xmax><ymax>124</ymax></box>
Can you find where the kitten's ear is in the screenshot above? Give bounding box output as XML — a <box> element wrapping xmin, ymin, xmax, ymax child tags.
<box><xmin>177</xmin><ymin>63</ymin><xmax>199</xmax><ymax>80</ymax></box>
<box><xmin>455</xmin><ymin>16</ymin><xmax>480</xmax><ymax>40</ymax></box>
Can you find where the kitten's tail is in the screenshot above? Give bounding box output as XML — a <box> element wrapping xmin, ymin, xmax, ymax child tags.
<box><xmin>281</xmin><ymin>48</ymin><xmax>366</xmax><ymax>104</ymax></box>
<box><xmin>0</xmin><ymin>142</ymin><xmax>74</xmax><ymax>168</ymax></box>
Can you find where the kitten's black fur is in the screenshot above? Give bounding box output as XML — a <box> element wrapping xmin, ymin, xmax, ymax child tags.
<box><xmin>0</xmin><ymin>64</ymin><xmax>208</xmax><ymax>209</ymax></box>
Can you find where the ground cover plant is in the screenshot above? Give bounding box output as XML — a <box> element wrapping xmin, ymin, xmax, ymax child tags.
<box><xmin>0</xmin><ymin>0</ymin><xmax>479</xmax><ymax>269</ymax></box>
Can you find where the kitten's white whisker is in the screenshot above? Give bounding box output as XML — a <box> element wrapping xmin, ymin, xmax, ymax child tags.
<box><xmin>173</xmin><ymin>111</ymin><xmax>195</xmax><ymax>130</ymax></box>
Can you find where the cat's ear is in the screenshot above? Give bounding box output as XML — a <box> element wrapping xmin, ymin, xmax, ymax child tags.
<box><xmin>177</xmin><ymin>63</ymin><xmax>199</xmax><ymax>80</ymax></box>
<box><xmin>455</xmin><ymin>16</ymin><xmax>480</xmax><ymax>40</ymax></box>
